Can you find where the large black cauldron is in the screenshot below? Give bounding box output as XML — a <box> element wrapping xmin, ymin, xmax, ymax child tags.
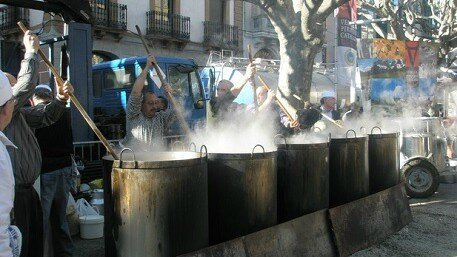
<box><xmin>368</xmin><ymin>127</ymin><xmax>400</xmax><ymax>194</ymax></box>
<box><xmin>207</xmin><ymin>145</ymin><xmax>277</xmax><ymax>245</ymax></box>
<box><xmin>277</xmin><ymin>139</ymin><xmax>329</xmax><ymax>223</ymax></box>
<box><xmin>329</xmin><ymin>130</ymin><xmax>369</xmax><ymax>207</ymax></box>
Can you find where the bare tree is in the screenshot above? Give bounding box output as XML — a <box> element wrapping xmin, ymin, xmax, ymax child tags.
<box><xmin>244</xmin><ymin>0</ymin><xmax>349</xmax><ymax>108</ymax></box>
<box><xmin>358</xmin><ymin>0</ymin><xmax>457</xmax><ymax>68</ymax></box>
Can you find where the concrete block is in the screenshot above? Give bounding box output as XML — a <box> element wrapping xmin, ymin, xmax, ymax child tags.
<box><xmin>179</xmin><ymin>210</ymin><xmax>335</xmax><ymax>257</ymax></box>
<box><xmin>329</xmin><ymin>183</ymin><xmax>412</xmax><ymax>257</ymax></box>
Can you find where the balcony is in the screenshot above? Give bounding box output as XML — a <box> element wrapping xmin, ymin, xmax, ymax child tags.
<box><xmin>90</xmin><ymin>0</ymin><xmax>127</xmax><ymax>31</ymax></box>
<box><xmin>203</xmin><ymin>21</ymin><xmax>239</xmax><ymax>50</ymax></box>
<box><xmin>0</xmin><ymin>6</ymin><xmax>29</xmax><ymax>35</ymax></box>
<box><xmin>146</xmin><ymin>10</ymin><xmax>190</xmax><ymax>42</ymax></box>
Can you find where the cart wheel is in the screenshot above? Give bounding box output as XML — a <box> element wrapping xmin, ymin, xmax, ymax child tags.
<box><xmin>401</xmin><ymin>158</ymin><xmax>440</xmax><ymax>198</ymax></box>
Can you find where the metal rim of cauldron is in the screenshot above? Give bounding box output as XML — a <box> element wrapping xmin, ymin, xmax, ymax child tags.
<box><xmin>330</xmin><ymin>136</ymin><xmax>367</xmax><ymax>144</ymax></box>
<box><xmin>277</xmin><ymin>142</ymin><xmax>329</xmax><ymax>151</ymax></box>
<box><xmin>367</xmin><ymin>126</ymin><xmax>399</xmax><ymax>139</ymax></box>
<box><xmin>368</xmin><ymin>132</ymin><xmax>399</xmax><ymax>139</ymax></box>
<box><xmin>206</xmin><ymin>144</ymin><xmax>276</xmax><ymax>160</ymax></box>
<box><xmin>329</xmin><ymin>129</ymin><xmax>368</xmax><ymax>144</ymax></box>
<box><xmin>207</xmin><ymin>151</ymin><xmax>276</xmax><ymax>160</ymax></box>
<box><xmin>104</xmin><ymin>151</ymin><xmax>208</xmax><ymax>169</ymax></box>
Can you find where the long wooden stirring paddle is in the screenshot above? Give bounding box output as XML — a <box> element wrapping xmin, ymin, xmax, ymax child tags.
<box><xmin>257</xmin><ymin>75</ymin><xmax>296</xmax><ymax>123</ymax></box>
<box><xmin>247</xmin><ymin>44</ymin><xmax>259</xmax><ymax>113</ymax></box>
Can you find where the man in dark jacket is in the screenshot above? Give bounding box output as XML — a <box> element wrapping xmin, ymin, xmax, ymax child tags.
<box><xmin>33</xmin><ymin>85</ymin><xmax>74</xmax><ymax>257</ymax></box>
<box><xmin>4</xmin><ymin>30</ymin><xmax>74</xmax><ymax>257</ymax></box>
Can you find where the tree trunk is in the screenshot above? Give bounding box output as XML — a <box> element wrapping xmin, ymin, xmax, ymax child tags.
<box><xmin>276</xmin><ymin>29</ymin><xmax>320</xmax><ymax>112</ymax></box>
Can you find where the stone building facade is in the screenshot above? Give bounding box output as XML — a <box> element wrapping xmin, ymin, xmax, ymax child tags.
<box><xmin>0</xmin><ymin>0</ymin><xmax>244</xmax><ymax>82</ymax></box>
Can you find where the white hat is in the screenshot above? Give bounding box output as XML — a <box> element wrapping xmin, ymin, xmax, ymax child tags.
<box><xmin>321</xmin><ymin>90</ymin><xmax>336</xmax><ymax>99</ymax></box>
<box><xmin>35</xmin><ymin>84</ymin><xmax>52</xmax><ymax>92</ymax></box>
<box><xmin>0</xmin><ymin>70</ymin><xmax>12</xmax><ymax>106</ymax></box>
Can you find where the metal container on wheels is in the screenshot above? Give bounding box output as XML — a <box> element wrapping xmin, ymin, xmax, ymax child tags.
<box><xmin>401</xmin><ymin>133</ymin><xmax>430</xmax><ymax>158</ymax></box>
<box><xmin>276</xmin><ymin>137</ymin><xmax>329</xmax><ymax>223</ymax></box>
<box><xmin>368</xmin><ymin>127</ymin><xmax>400</xmax><ymax>194</ymax></box>
<box><xmin>111</xmin><ymin>148</ymin><xmax>209</xmax><ymax>257</ymax></box>
<box><xmin>429</xmin><ymin>137</ymin><xmax>447</xmax><ymax>173</ymax></box>
<box><xmin>402</xmin><ymin>117</ymin><xmax>447</xmax><ymax>172</ymax></box>
<box><xmin>400</xmin><ymin>118</ymin><xmax>446</xmax><ymax>198</ymax></box>
<box><xmin>329</xmin><ymin>130</ymin><xmax>369</xmax><ymax>208</ymax></box>
<box><xmin>207</xmin><ymin>145</ymin><xmax>277</xmax><ymax>245</ymax></box>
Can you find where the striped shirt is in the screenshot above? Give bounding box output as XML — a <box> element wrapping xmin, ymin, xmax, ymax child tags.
<box><xmin>4</xmin><ymin>53</ymin><xmax>67</xmax><ymax>185</ymax></box>
<box><xmin>122</xmin><ymin>94</ymin><xmax>174</xmax><ymax>151</ymax></box>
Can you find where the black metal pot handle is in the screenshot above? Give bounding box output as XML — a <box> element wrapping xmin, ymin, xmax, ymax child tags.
<box><xmin>172</xmin><ymin>141</ymin><xmax>185</xmax><ymax>151</ymax></box>
<box><xmin>346</xmin><ymin>129</ymin><xmax>357</xmax><ymax>138</ymax></box>
<box><xmin>252</xmin><ymin>144</ymin><xmax>265</xmax><ymax>157</ymax></box>
<box><xmin>371</xmin><ymin>126</ymin><xmax>382</xmax><ymax>134</ymax></box>
<box><xmin>189</xmin><ymin>142</ymin><xmax>197</xmax><ymax>152</ymax></box>
<box><xmin>273</xmin><ymin>134</ymin><xmax>287</xmax><ymax>146</ymax></box>
<box><xmin>200</xmin><ymin>145</ymin><xmax>208</xmax><ymax>160</ymax></box>
<box><xmin>360</xmin><ymin>126</ymin><xmax>366</xmax><ymax>134</ymax></box>
<box><xmin>119</xmin><ymin>148</ymin><xmax>136</xmax><ymax>168</ymax></box>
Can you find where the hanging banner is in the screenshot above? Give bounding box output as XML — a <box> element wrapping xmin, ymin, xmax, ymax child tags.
<box><xmin>359</xmin><ymin>40</ymin><xmax>438</xmax><ymax>107</ymax></box>
<box><xmin>336</xmin><ymin>0</ymin><xmax>357</xmax><ymax>88</ymax></box>
<box><xmin>405</xmin><ymin>41</ymin><xmax>420</xmax><ymax>88</ymax></box>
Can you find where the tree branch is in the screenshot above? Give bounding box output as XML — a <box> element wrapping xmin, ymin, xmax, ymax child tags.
<box><xmin>358</xmin><ymin>12</ymin><xmax>387</xmax><ymax>38</ymax></box>
<box><xmin>317</xmin><ymin>0</ymin><xmax>350</xmax><ymax>18</ymax></box>
<box><xmin>244</xmin><ymin>0</ymin><xmax>297</xmax><ymax>36</ymax></box>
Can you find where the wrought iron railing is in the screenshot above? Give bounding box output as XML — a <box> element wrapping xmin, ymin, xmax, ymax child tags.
<box><xmin>203</xmin><ymin>21</ymin><xmax>239</xmax><ymax>49</ymax></box>
<box><xmin>90</xmin><ymin>0</ymin><xmax>127</xmax><ymax>30</ymax></box>
<box><xmin>0</xmin><ymin>6</ymin><xmax>29</xmax><ymax>33</ymax></box>
<box><xmin>146</xmin><ymin>10</ymin><xmax>190</xmax><ymax>41</ymax></box>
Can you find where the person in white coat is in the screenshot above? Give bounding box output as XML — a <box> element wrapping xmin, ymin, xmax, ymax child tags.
<box><xmin>0</xmin><ymin>70</ymin><xmax>21</xmax><ymax>257</ymax></box>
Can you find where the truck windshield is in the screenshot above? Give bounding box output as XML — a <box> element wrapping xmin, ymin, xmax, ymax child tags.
<box><xmin>168</xmin><ymin>65</ymin><xmax>204</xmax><ymax>108</ymax></box>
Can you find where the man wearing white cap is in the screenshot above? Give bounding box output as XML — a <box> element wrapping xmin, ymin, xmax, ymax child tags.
<box><xmin>319</xmin><ymin>90</ymin><xmax>341</xmax><ymax>121</ymax></box>
<box><xmin>4</xmin><ymin>30</ymin><xmax>74</xmax><ymax>257</ymax></box>
<box><xmin>0</xmin><ymin>72</ymin><xmax>22</xmax><ymax>257</ymax></box>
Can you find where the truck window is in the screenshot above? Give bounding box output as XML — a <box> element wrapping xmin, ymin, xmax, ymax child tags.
<box><xmin>93</xmin><ymin>71</ymin><xmax>102</xmax><ymax>97</ymax></box>
<box><xmin>168</xmin><ymin>66</ymin><xmax>189</xmax><ymax>97</ymax></box>
<box><xmin>168</xmin><ymin>65</ymin><xmax>205</xmax><ymax>109</ymax></box>
<box><xmin>190</xmin><ymin>71</ymin><xmax>204</xmax><ymax>106</ymax></box>
<box><xmin>138</xmin><ymin>63</ymin><xmax>166</xmax><ymax>88</ymax></box>
<box><xmin>104</xmin><ymin>66</ymin><xmax>135</xmax><ymax>89</ymax></box>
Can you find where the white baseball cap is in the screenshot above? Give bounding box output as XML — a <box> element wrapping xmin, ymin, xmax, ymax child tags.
<box><xmin>0</xmin><ymin>70</ymin><xmax>13</xmax><ymax>106</ymax></box>
<box><xmin>321</xmin><ymin>90</ymin><xmax>336</xmax><ymax>99</ymax></box>
<box><xmin>35</xmin><ymin>84</ymin><xmax>52</xmax><ymax>92</ymax></box>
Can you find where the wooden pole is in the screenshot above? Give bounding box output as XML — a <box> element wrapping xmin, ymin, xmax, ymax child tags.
<box><xmin>292</xmin><ymin>91</ymin><xmax>344</xmax><ymax>129</ymax></box>
<box><xmin>318</xmin><ymin>110</ymin><xmax>344</xmax><ymax>129</ymax></box>
<box><xmin>257</xmin><ymin>75</ymin><xmax>296</xmax><ymax>123</ymax></box>
<box><xmin>247</xmin><ymin>44</ymin><xmax>259</xmax><ymax>113</ymax></box>
<box><xmin>17</xmin><ymin>21</ymin><xmax>119</xmax><ymax>159</ymax></box>
<box><xmin>135</xmin><ymin>25</ymin><xmax>191</xmax><ymax>136</ymax></box>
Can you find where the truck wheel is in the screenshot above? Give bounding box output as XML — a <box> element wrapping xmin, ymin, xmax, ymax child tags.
<box><xmin>402</xmin><ymin>158</ymin><xmax>440</xmax><ymax>198</ymax></box>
